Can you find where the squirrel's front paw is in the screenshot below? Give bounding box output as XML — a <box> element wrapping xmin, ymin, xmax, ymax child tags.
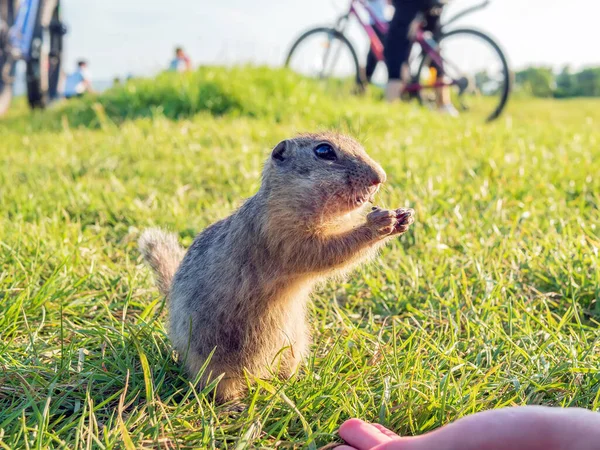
<box><xmin>368</xmin><ymin>207</ymin><xmax>415</xmax><ymax>237</ymax></box>
<box><xmin>392</xmin><ymin>208</ymin><xmax>414</xmax><ymax>235</ymax></box>
<box><xmin>367</xmin><ymin>207</ymin><xmax>399</xmax><ymax>236</ymax></box>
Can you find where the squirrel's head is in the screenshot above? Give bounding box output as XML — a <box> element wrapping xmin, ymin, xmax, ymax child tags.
<box><xmin>262</xmin><ymin>132</ymin><xmax>386</xmax><ymax>223</ymax></box>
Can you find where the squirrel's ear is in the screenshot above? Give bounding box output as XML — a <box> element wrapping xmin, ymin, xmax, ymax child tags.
<box><xmin>271</xmin><ymin>140</ymin><xmax>289</xmax><ymax>162</ymax></box>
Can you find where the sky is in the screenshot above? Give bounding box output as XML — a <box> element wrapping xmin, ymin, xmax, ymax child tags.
<box><xmin>60</xmin><ymin>0</ymin><xmax>598</xmax><ymax>80</ymax></box>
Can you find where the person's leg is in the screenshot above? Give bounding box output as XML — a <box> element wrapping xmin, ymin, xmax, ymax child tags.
<box><xmin>365</xmin><ymin>50</ymin><xmax>376</xmax><ymax>84</ymax></box>
<box><xmin>383</xmin><ymin>0</ymin><xmax>424</xmax><ymax>102</ymax></box>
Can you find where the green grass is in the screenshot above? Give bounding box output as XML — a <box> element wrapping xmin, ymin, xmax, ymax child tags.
<box><xmin>1</xmin><ymin>67</ymin><xmax>599</xmax><ymax>449</ymax></box>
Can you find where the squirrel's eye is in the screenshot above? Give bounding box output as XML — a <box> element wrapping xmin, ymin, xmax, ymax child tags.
<box><xmin>314</xmin><ymin>143</ymin><xmax>337</xmax><ymax>161</ymax></box>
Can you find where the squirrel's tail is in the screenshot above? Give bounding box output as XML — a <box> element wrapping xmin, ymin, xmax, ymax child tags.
<box><xmin>138</xmin><ymin>228</ymin><xmax>185</xmax><ymax>297</ymax></box>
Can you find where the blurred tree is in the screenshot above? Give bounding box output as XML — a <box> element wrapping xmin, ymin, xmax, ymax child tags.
<box><xmin>554</xmin><ymin>65</ymin><xmax>575</xmax><ymax>98</ymax></box>
<box><xmin>515</xmin><ymin>67</ymin><xmax>554</xmax><ymax>97</ymax></box>
<box><xmin>575</xmin><ymin>67</ymin><xmax>600</xmax><ymax>97</ymax></box>
<box><xmin>514</xmin><ymin>65</ymin><xmax>600</xmax><ymax>98</ymax></box>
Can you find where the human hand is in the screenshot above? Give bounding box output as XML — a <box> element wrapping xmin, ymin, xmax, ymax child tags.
<box><xmin>335</xmin><ymin>406</ymin><xmax>600</xmax><ymax>450</ymax></box>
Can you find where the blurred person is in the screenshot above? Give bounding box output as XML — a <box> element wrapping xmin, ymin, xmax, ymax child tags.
<box><xmin>63</xmin><ymin>60</ymin><xmax>94</xmax><ymax>98</ymax></box>
<box><xmin>335</xmin><ymin>406</ymin><xmax>600</xmax><ymax>450</ymax></box>
<box><xmin>384</xmin><ymin>0</ymin><xmax>457</xmax><ymax>115</ymax></box>
<box><xmin>168</xmin><ymin>46</ymin><xmax>192</xmax><ymax>72</ymax></box>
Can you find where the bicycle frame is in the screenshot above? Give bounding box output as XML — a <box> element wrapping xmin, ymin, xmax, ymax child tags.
<box><xmin>8</xmin><ymin>0</ymin><xmax>39</xmax><ymax>59</ymax></box>
<box><xmin>337</xmin><ymin>0</ymin><xmax>388</xmax><ymax>62</ymax></box>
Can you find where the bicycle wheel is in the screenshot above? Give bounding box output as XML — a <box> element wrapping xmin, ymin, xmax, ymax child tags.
<box><xmin>0</xmin><ymin>0</ymin><xmax>16</xmax><ymax>116</ymax></box>
<box><xmin>27</xmin><ymin>0</ymin><xmax>64</xmax><ymax>109</ymax></box>
<box><xmin>285</xmin><ymin>27</ymin><xmax>363</xmax><ymax>95</ymax></box>
<box><xmin>415</xmin><ymin>28</ymin><xmax>510</xmax><ymax>122</ymax></box>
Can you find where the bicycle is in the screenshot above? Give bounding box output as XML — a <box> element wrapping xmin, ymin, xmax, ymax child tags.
<box><xmin>0</xmin><ymin>0</ymin><xmax>66</xmax><ymax>117</ymax></box>
<box><xmin>285</xmin><ymin>0</ymin><xmax>510</xmax><ymax>122</ymax></box>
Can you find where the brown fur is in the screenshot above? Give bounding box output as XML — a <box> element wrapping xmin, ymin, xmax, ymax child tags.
<box><xmin>139</xmin><ymin>132</ymin><xmax>414</xmax><ymax>403</ymax></box>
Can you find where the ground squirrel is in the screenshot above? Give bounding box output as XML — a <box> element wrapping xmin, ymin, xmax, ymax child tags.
<box><xmin>139</xmin><ymin>132</ymin><xmax>414</xmax><ymax>403</ymax></box>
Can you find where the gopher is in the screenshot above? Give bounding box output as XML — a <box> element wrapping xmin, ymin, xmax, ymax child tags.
<box><xmin>139</xmin><ymin>132</ymin><xmax>414</xmax><ymax>403</ymax></box>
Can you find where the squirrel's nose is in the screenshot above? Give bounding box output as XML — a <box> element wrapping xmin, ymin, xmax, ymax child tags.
<box><xmin>369</xmin><ymin>167</ymin><xmax>387</xmax><ymax>186</ymax></box>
